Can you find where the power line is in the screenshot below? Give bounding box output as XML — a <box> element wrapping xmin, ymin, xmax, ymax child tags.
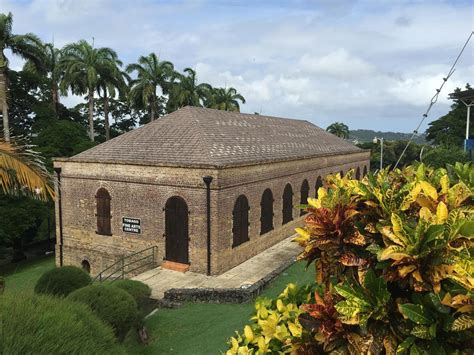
<box><xmin>393</xmin><ymin>31</ymin><xmax>474</xmax><ymax>170</ymax></box>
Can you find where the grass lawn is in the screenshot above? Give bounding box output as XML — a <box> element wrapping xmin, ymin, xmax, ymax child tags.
<box><xmin>1</xmin><ymin>256</ymin><xmax>55</xmax><ymax>294</ymax></box>
<box><xmin>124</xmin><ymin>261</ymin><xmax>315</xmax><ymax>355</ymax></box>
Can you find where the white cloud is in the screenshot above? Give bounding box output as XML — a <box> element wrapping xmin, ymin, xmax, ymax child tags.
<box><xmin>299</xmin><ymin>49</ymin><xmax>375</xmax><ymax>78</ymax></box>
<box><xmin>0</xmin><ymin>0</ymin><xmax>472</xmax><ymax>132</ymax></box>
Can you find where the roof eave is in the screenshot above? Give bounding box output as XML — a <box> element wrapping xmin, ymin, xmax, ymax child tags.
<box><xmin>53</xmin><ymin>149</ymin><xmax>368</xmax><ymax>170</ymax></box>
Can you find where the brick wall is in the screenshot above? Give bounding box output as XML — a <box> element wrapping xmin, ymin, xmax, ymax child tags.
<box><xmin>54</xmin><ymin>150</ymin><xmax>369</xmax><ymax>276</ymax></box>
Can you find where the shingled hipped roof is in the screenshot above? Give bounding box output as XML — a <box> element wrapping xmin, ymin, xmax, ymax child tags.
<box><xmin>65</xmin><ymin>106</ymin><xmax>362</xmax><ymax>168</ymax></box>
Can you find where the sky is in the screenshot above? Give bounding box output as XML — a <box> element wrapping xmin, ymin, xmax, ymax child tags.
<box><xmin>1</xmin><ymin>0</ymin><xmax>473</xmax><ymax>132</ymax></box>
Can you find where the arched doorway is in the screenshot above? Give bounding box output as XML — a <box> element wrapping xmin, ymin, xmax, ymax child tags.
<box><xmin>165</xmin><ymin>196</ymin><xmax>189</xmax><ymax>264</ymax></box>
<box><xmin>356</xmin><ymin>167</ymin><xmax>361</xmax><ymax>180</ymax></box>
<box><xmin>81</xmin><ymin>260</ymin><xmax>91</xmax><ymax>274</ymax></box>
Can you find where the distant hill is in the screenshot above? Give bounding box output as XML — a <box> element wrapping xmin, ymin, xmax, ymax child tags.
<box><xmin>349</xmin><ymin>129</ymin><xmax>427</xmax><ymax>144</ymax></box>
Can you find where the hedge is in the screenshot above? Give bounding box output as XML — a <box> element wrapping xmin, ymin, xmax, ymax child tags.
<box><xmin>67</xmin><ymin>284</ymin><xmax>138</xmax><ymax>341</ymax></box>
<box><xmin>34</xmin><ymin>265</ymin><xmax>91</xmax><ymax>297</ymax></box>
<box><xmin>0</xmin><ymin>293</ymin><xmax>125</xmax><ymax>354</ymax></box>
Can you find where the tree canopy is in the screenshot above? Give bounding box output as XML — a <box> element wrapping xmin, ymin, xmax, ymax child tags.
<box><xmin>426</xmin><ymin>84</ymin><xmax>473</xmax><ymax>147</ymax></box>
<box><xmin>326</xmin><ymin>122</ymin><xmax>349</xmax><ymax>139</ymax></box>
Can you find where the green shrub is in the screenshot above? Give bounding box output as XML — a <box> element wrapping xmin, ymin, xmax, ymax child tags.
<box><xmin>0</xmin><ymin>293</ymin><xmax>125</xmax><ymax>354</ymax></box>
<box><xmin>111</xmin><ymin>279</ymin><xmax>151</xmax><ymax>309</ymax></box>
<box><xmin>34</xmin><ymin>265</ymin><xmax>91</xmax><ymax>297</ymax></box>
<box><xmin>67</xmin><ymin>284</ymin><xmax>138</xmax><ymax>341</ymax></box>
<box><xmin>227</xmin><ymin>163</ymin><xmax>474</xmax><ymax>354</ymax></box>
<box><xmin>111</xmin><ymin>280</ymin><xmax>152</xmax><ymax>329</ymax></box>
<box><xmin>0</xmin><ymin>276</ymin><xmax>4</xmax><ymax>294</ymax></box>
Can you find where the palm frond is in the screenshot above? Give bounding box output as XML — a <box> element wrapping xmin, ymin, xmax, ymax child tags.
<box><xmin>0</xmin><ymin>138</ymin><xmax>54</xmax><ymax>201</ymax></box>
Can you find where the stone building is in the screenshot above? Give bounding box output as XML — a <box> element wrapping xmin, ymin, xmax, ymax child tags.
<box><xmin>53</xmin><ymin>106</ymin><xmax>370</xmax><ymax>277</ymax></box>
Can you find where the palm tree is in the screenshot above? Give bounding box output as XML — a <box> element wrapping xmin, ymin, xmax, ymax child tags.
<box><xmin>0</xmin><ymin>138</ymin><xmax>54</xmax><ymax>200</ymax></box>
<box><xmin>24</xmin><ymin>42</ymin><xmax>63</xmax><ymax>116</ymax></box>
<box><xmin>326</xmin><ymin>122</ymin><xmax>350</xmax><ymax>139</ymax></box>
<box><xmin>126</xmin><ymin>53</ymin><xmax>174</xmax><ymax>121</ymax></box>
<box><xmin>168</xmin><ymin>68</ymin><xmax>212</xmax><ymax>111</ymax></box>
<box><xmin>97</xmin><ymin>59</ymin><xmax>126</xmax><ymax>140</ymax></box>
<box><xmin>0</xmin><ymin>12</ymin><xmax>43</xmax><ymax>141</ymax></box>
<box><xmin>207</xmin><ymin>87</ymin><xmax>245</xmax><ymax>112</ymax></box>
<box><xmin>60</xmin><ymin>40</ymin><xmax>119</xmax><ymax>142</ymax></box>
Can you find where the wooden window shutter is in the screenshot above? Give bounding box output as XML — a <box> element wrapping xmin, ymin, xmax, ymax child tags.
<box><xmin>96</xmin><ymin>188</ymin><xmax>111</xmax><ymax>235</ymax></box>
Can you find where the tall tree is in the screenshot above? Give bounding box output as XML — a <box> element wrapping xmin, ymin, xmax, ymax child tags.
<box><xmin>207</xmin><ymin>87</ymin><xmax>245</xmax><ymax>112</ymax></box>
<box><xmin>126</xmin><ymin>53</ymin><xmax>173</xmax><ymax>121</ymax></box>
<box><xmin>326</xmin><ymin>122</ymin><xmax>349</xmax><ymax>139</ymax></box>
<box><xmin>60</xmin><ymin>40</ymin><xmax>119</xmax><ymax>141</ymax></box>
<box><xmin>168</xmin><ymin>68</ymin><xmax>212</xmax><ymax>111</ymax></box>
<box><xmin>24</xmin><ymin>43</ymin><xmax>63</xmax><ymax>116</ymax></box>
<box><xmin>96</xmin><ymin>58</ymin><xmax>126</xmax><ymax>140</ymax></box>
<box><xmin>426</xmin><ymin>84</ymin><xmax>472</xmax><ymax>148</ymax></box>
<box><xmin>0</xmin><ymin>12</ymin><xmax>43</xmax><ymax>141</ymax></box>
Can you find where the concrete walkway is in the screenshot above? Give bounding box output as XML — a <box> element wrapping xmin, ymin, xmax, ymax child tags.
<box><xmin>133</xmin><ymin>235</ymin><xmax>300</xmax><ymax>299</ymax></box>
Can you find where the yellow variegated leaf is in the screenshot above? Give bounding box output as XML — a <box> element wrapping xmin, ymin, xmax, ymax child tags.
<box><xmin>307</xmin><ymin>197</ymin><xmax>320</xmax><ymax>208</ymax></box>
<box><xmin>274</xmin><ymin>324</ymin><xmax>290</xmax><ymax>342</ymax></box>
<box><xmin>257</xmin><ymin>336</ymin><xmax>268</xmax><ymax>352</ymax></box>
<box><xmin>237</xmin><ymin>346</ymin><xmax>250</xmax><ymax>354</ymax></box>
<box><xmin>447</xmin><ymin>183</ymin><xmax>472</xmax><ymax>208</ymax></box>
<box><xmin>398</xmin><ymin>265</ymin><xmax>416</xmax><ymax>277</ymax></box>
<box><xmin>339</xmin><ymin>316</ymin><xmax>359</xmax><ymax>325</ymax></box>
<box><xmin>230</xmin><ymin>337</ymin><xmax>239</xmax><ymax>351</ymax></box>
<box><xmin>288</xmin><ymin>322</ymin><xmax>302</xmax><ymax>337</ymax></box>
<box><xmin>440</xmin><ymin>174</ymin><xmax>450</xmax><ymax>194</ymax></box>
<box><xmin>380</xmin><ymin>226</ymin><xmax>407</xmax><ymax>247</ymax></box>
<box><xmin>244</xmin><ymin>325</ymin><xmax>254</xmax><ymax>343</ymax></box>
<box><xmin>276</xmin><ymin>299</ymin><xmax>285</xmax><ymax>313</ymax></box>
<box><xmin>401</xmin><ymin>183</ymin><xmax>422</xmax><ymax>210</ymax></box>
<box><xmin>380</xmin><ymin>245</ymin><xmax>410</xmax><ymax>261</ymax></box>
<box><xmin>436</xmin><ymin>201</ymin><xmax>448</xmax><ymax>224</ymax></box>
<box><xmin>419</xmin><ymin>207</ymin><xmax>433</xmax><ymax>221</ymax></box>
<box><xmin>318</xmin><ymin>187</ymin><xmax>327</xmax><ymax>199</ymax></box>
<box><xmin>412</xmin><ymin>270</ymin><xmax>423</xmax><ymax>282</ymax></box>
<box><xmin>457</xmin><ymin>305</ymin><xmax>474</xmax><ymax>313</ymax></box>
<box><xmin>294</xmin><ymin>228</ymin><xmax>311</xmax><ymax>243</ymax></box>
<box><xmin>420</xmin><ymin>180</ymin><xmax>439</xmax><ymax>200</ymax></box>
<box><xmin>365</xmin><ymin>200</ymin><xmax>379</xmax><ymax>208</ymax></box>
<box><xmin>391</xmin><ymin>213</ymin><xmax>403</xmax><ymax>234</ymax></box>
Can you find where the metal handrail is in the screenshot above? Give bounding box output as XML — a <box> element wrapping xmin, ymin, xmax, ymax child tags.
<box><xmin>94</xmin><ymin>246</ymin><xmax>157</xmax><ymax>282</ymax></box>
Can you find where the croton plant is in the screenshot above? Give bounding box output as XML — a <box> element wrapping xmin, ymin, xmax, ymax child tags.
<box><xmin>227</xmin><ymin>162</ymin><xmax>473</xmax><ymax>354</ymax></box>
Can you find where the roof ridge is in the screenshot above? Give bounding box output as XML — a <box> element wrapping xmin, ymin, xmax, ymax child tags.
<box><xmin>189</xmin><ymin>105</ymin><xmax>314</xmax><ymax>124</ymax></box>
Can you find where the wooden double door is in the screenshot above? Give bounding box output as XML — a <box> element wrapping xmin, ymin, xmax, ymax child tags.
<box><xmin>164</xmin><ymin>197</ymin><xmax>189</xmax><ymax>264</ymax></box>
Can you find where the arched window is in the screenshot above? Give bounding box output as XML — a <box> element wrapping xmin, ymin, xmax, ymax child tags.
<box><xmin>96</xmin><ymin>188</ymin><xmax>111</xmax><ymax>235</ymax></box>
<box><xmin>315</xmin><ymin>176</ymin><xmax>323</xmax><ymax>197</ymax></box>
<box><xmin>81</xmin><ymin>260</ymin><xmax>91</xmax><ymax>274</ymax></box>
<box><xmin>233</xmin><ymin>195</ymin><xmax>249</xmax><ymax>247</ymax></box>
<box><xmin>260</xmin><ymin>189</ymin><xmax>274</xmax><ymax>235</ymax></box>
<box><xmin>356</xmin><ymin>167</ymin><xmax>361</xmax><ymax>180</ymax></box>
<box><xmin>282</xmin><ymin>184</ymin><xmax>293</xmax><ymax>224</ymax></box>
<box><xmin>300</xmin><ymin>179</ymin><xmax>309</xmax><ymax>216</ymax></box>
<box><xmin>363</xmin><ymin>166</ymin><xmax>368</xmax><ymax>177</ymax></box>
